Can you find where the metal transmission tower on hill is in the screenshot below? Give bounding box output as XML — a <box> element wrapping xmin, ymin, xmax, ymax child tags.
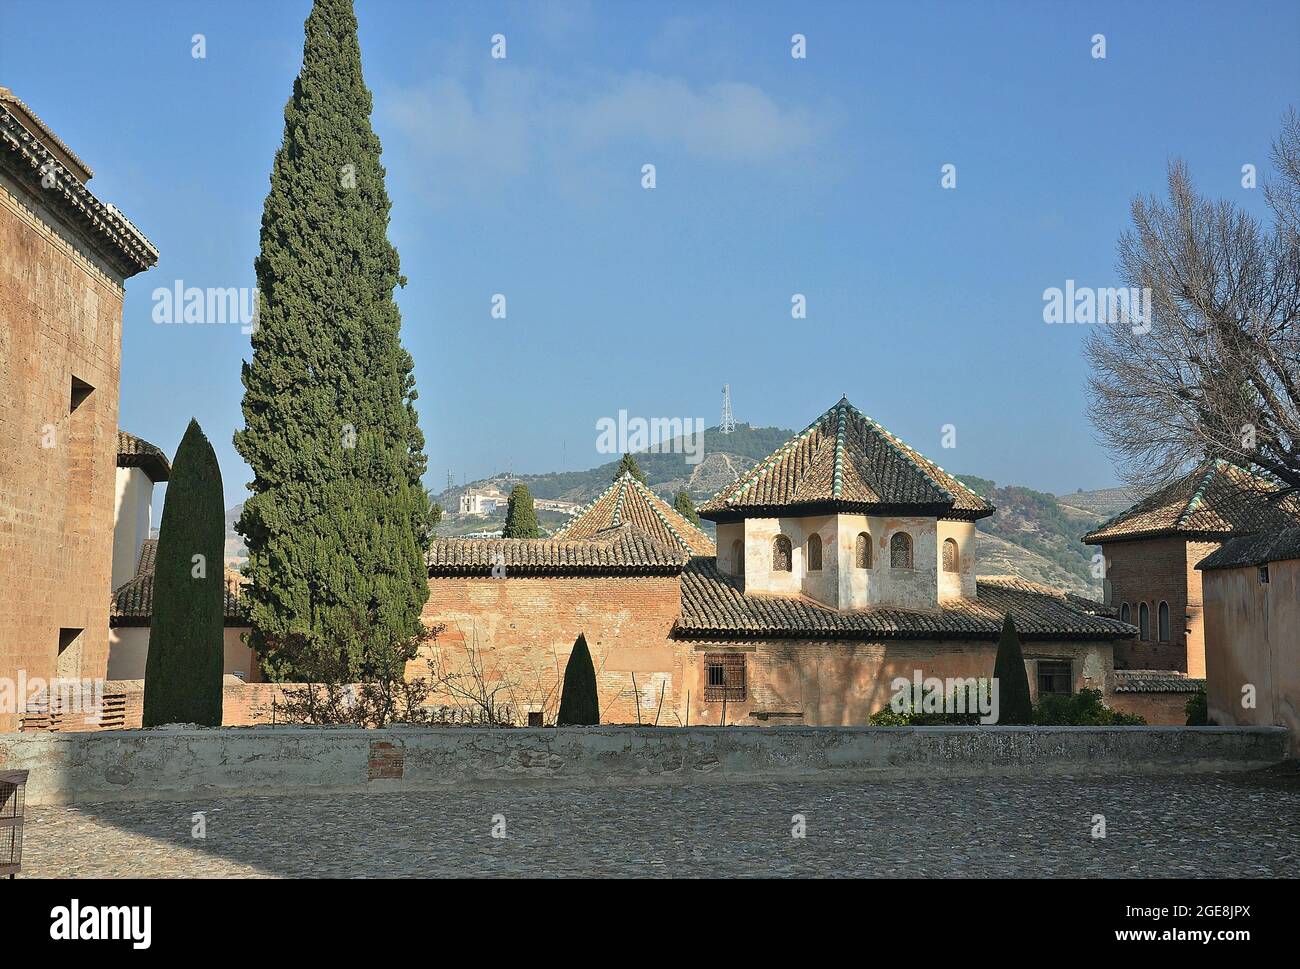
<box><xmin>720</xmin><ymin>384</ymin><xmax>736</xmax><ymax>434</ymax></box>
<box><xmin>446</xmin><ymin>469</ymin><xmax>454</xmax><ymax>492</ymax></box>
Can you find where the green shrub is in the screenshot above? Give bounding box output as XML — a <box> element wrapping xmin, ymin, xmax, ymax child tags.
<box><xmin>1034</xmin><ymin>688</ymin><xmax>1146</xmax><ymax>726</ymax></box>
<box><xmin>868</xmin><ymin>679</ymin><xmax>991</xmax><ymax>725</ymax></box>
<box><xmin>1185</xmin><ymin>686</ymin><xmax>1211</xmax><ymax>726</ymax></box>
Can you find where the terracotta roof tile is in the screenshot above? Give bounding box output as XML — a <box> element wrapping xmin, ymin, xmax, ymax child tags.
<box><xmin>676</xmin><ymin>558</ymin><xmax>1135</xmax><ymax>640</ymax></box>
<box><xmin>1196</xmin><ymin>526</ymin><xmax>1300</xmax><ymax>571</ymax></box>
<box><xmin>1083</xmin><ymin>460</ymin><xmax>1300</xmax><ymax>544</ymax></box>
<box><xmin>698</xmin><ymin>397</ymin><xmax>993</xmax><ymax>521</ymax></box>
<box><xmin>553</xmin><ymin>472</ymin><xmax>715</xmax><ymax>556</ymax></box>
<box><xmin>1111</xmin><ymin>670</ymin><xmax>1204</xmax><ymax>693</ymax></box>
<box><xmin>117</xmin><ymin>430</ymin><xmax>171</xmax><ymax>482</ymax></box>
<box><xmin>110</xmin><ymin>541</ymin><xmax>247</xmax><ymax>626</ymax></box>
<box><xmin>427</xmin><ymin>522</ymin><xmax>690</xmax><ymax>576</ymax></box>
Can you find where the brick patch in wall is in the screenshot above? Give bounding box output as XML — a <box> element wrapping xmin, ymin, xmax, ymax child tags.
<box><xmin>368</xmin><ymin>741</ymin><xmax>405</xmax><ymax>781</ymax></box>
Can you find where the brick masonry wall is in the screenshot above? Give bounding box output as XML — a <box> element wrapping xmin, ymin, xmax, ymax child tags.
<box><xmin>0</xmin><ymin>171</ymin><xmax>129</xmax><ymax>731</ymax></box>
<box><xmin>421</xmin><ymin>575</ymin><xmax>685</xmax><ymax>725</ymax></box>
<box><xmin>1103</xmin><ymin>536</ymin><xmax>1220</xmax><ymax>675</ymax></box>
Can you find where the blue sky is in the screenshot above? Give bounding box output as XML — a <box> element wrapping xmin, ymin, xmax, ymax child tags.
<box><xmin>4</xmin><ymin>0</ymin><xmax>1298</xmax><ymax>511</ymax></box>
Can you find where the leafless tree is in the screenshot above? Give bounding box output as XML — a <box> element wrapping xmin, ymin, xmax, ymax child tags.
<box><xmin>1085</xmin><ymin>108</ymin><xmax>1300</xmax><ymax>496</ymax></box>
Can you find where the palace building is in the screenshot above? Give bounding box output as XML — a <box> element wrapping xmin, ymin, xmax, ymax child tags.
<box><xmin>422</xmin><ymin>398</ymin><xmax>1136</xmax><ymax>726</ymax></box>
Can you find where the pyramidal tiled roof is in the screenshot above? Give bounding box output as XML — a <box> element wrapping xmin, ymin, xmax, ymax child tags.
<box><xmin>553</xmin><ymin>472</ymin><xmax>715</xmax><ymax>556</ymax></box>
<box><xmin>1082</xmin><ymin>459</ymin><xmax>1300</xmax><ymax>544</ymax></box>
<box><xmin>698</xmin><ymin>397</ymin><xmax>993</xmax><ymax>521</ymax></box>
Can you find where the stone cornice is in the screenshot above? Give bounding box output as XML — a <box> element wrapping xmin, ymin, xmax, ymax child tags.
<box><xmin>0</xmin><ymin>104</ymin><xmax>158</xmax><ymax>277</ymax></box>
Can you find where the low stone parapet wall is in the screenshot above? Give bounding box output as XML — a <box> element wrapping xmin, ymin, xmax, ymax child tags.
<box><xmin>1</xmin><ymin>724</ymin><xmax>1288</xmax><ymax>807</ymax></box>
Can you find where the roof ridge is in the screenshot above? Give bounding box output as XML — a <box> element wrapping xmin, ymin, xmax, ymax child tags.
<box><xmin>627</xmin><ymin>475</ymin><xmax>708</xmax><ymax>552</ymax></box>
<box><xmin>832</xmin><ymin>401</ymin><xmax>848</xmax><ymax>499</ymax></box>
<box><xmin>724</xmin><ymin>404</ymin><xmax>834</xmax><ymax>505</ymax></box>
<box><xmin>552</xmin><ymin>475</ymin><xmax>624</xmax><ymax>540</ymax></box>
<box><xmin>1175</xmin><ymin>460</ymin><xmax>1223</xmax><ymax>529</ymax></box>
<box><xmin>844</xmin><ymin>402</ymin><xmax>955</xmax><ymax>503</ymax></box>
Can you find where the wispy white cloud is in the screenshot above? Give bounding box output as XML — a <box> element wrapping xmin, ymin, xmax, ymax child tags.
<box><xmin>380</xmin><ymin>67</ymin><xmax>831</xmax><ymax>205</ymax></box>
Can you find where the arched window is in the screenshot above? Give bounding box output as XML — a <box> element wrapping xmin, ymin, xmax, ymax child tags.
<box><xmin>942</xmin><ymin>537</ymin><xmax>959</xmax><ymax>573</ymax></box>
<box><xmin>772</xmin><ymin>535</ymin><xmax>792</xmax><ymax>573</ymax></box>
<box><xmin>1139</xmin><ymin>602</ymin><xmax>1150</xmax><ymax>641</ymax></box>
<box><xmin>731</xmin><ymin>539</ymin><xmax>744</xmax><ymax>578</ymax></box>
<box><xmin>807</xmin><ymin>533</ymin><xmax>822</xmax><ymax>571</ymax></box>
<box><xmin>890</xmin><ymin>532</ymin><xmax>913</xmax><ymax>569</ymax></box>
<box><xmin>855</xmin><ymin>532</ymin><xmax>872</xmax><ymax>569</ymax></box>
<box><xmin>1158</xmin><ymin>601</ymin><xmax>1170</xmax><ymax>642</ymax></box>
<box><xmin>1120</xmin><ymin>602</ymin><xmax>1130</xmax><ymax>624</ymax></box>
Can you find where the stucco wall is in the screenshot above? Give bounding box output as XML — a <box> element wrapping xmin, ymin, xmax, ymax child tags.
<box><xmin>1203</xmin><ymin>558</ymin><xmax>1300</xmax><ymax>756</ymax></box>
<box><xmin>0</xmin><ymin>169</ymin><xmax>129</xmax><ymax>731</ymax></box>
<box><xmin>111</xmin><ymin>465</ymin><xmax>153</xmax><ymax>589</ymax></box>
<box><xmin>682</xmin><ymin>637</ymin><xmax>1114</xmax><ymax>726</ymax></box>
<box><xmin>106</xmin><ymin>626</ymin><xmax>259</xmax><ymax>682</ymax></box>
<box><xmin>2</xmin><ymin>724</ymin><xmax>1286</xmax><ymax>807</ymax></box>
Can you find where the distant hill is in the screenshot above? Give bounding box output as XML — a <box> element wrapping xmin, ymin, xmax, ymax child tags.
<box><xmin>223</xmin><ymin>425</ymin><xmax>1126</xmax><ymax>599</ymax></box>
<box><xmin>1055</xmin><ymin>486</ymin><xmax>1136</xmax><ymax>518</ymax></box>
<box><xmin>958</xmin><ymin>476</ymin><xmax>1109</xmax><ymax>597</ymax></box>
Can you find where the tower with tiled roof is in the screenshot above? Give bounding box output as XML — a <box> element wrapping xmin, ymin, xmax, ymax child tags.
<box><xmin>698</xmin><ymin>397</ymin><xmax>994</xmax><ymax>612</ymax></box>
<box><xmin>1081</xmin><ymin>458</ymin><xmax>1300</xmax><ymax>675</ymax></box>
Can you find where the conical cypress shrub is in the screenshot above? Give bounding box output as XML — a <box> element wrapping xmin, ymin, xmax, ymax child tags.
<box><xmin>502</xmin><ymin>485</ymin><xmax>539</xmax><ymax>538</ymax></box>
<box><xmin>143</xmin><ymin>419</ymin><xmax>225</xmax><ymax>727</ymax></box>
<box><xmin>234</xmin><ymin>0</ymin><xmax>430</xmax><ymax>680</ymax></box>
<box><xmin>557</xmin><ymin>633</ymin><xmax>600</xmax><ymax>726</ymax></box>
<box><xmin>992</xmin><ymin>612</ymin><xmax>1033</xmax><ymax>725</ymax></box>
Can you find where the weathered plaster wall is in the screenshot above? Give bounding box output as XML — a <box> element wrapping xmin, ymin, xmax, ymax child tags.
<box><xmin>681</xmin><ymin>637</ymin><xmax>1115</xmax><ymax>726</ymax></box>
<box><xmin>1203</xmin><ymin>558</ymin><xmax>1300</xmax><ymax>756</ymax></box>
<box><xmin>106</xmin><ymin>627</ymin><xmax>259</xmax><ymax>682</ymax></box>
<box><xmin>3</xmin><ymin>724</ymin><xmax>1286</xmax><ymax>807</ymax></box>
<box><xmin>111</xmin><ymin>465</ymin><xmax>153</xmax><ymax>589</ymax></box>
<box><xmin>936</xmin><ymin>519</ymin><xmax>977</xmax><ymax>601</ymax></box>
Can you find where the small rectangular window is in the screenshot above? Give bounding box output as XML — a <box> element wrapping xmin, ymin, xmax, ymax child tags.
<box><xmin>1259</xmin><ymin>565</ymin><xmax>1270</xmax><ymax>584</ymax></box>
<box><xmin>527</xmin><ymin>711</ymin><xmax>543</xmax><ymax>727</ymax></box>
<box><xmin>704</xmin><ymin>653</ymin><xmax>746</xmax><ymax>702</ymax></box>
<box><xmin>1037</xmin><ymin>660</ymin><xmax>1073</xmax><ymax>696</ymax></box>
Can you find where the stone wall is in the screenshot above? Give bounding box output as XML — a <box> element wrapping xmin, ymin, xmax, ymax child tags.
<box><xmin>0</xmin><ymin>170</ymin><xmax>128</xmax><ymax>731</ymax></box>
<box><xmin>2</xmin><ymin>724</ymin><xmax>1287</xmax><ymax>807</ymax></box>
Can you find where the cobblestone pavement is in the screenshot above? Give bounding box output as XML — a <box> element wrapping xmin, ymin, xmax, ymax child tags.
<box><xmin>20</xmin><ymin>769</ymin><xmax>1300</xmax><ymax>878</ymax></box>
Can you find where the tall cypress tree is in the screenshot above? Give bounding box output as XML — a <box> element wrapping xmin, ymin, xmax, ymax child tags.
<box><xmin>235</xmin><ymin>0</ymin><xmax>430</xmax><ymax>681</ymax></box>
<box><xmin>992</xmin><ymin>613</ymin><xmax>1033</xmax><ymax>725</ymax></box>
<box><xmin>502</xmin><ymin>484</ymin><xmax>539</xmax><ymax>538</ymax></box>
<box><xmin>144</xmin><ymin>419</ymin><xmax>225</xmax><ymax>727</ymax></box>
